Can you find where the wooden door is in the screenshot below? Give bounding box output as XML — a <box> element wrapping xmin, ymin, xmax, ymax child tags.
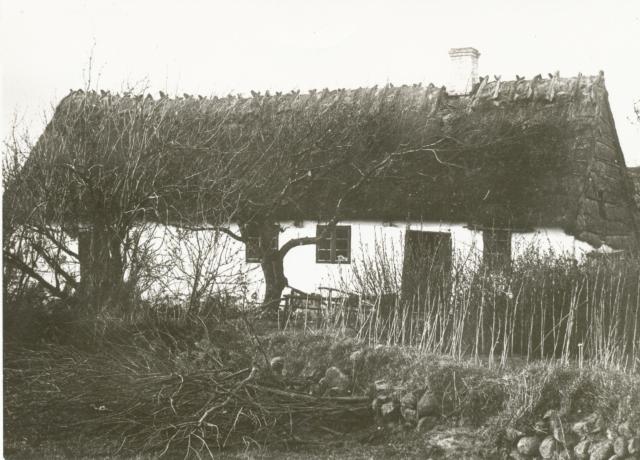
<box><xmin>401</xmin><ymin>230</ymin><xmax>452</xmax><ymax>304</ymax></box>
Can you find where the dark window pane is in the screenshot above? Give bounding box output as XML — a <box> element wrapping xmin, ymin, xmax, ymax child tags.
<box><xmin>317</xmin><ymin>249</ymin><xmax>332</xmax><ymax>262</ymax></box>
<box><xmin>316</xmin><ymin>225</ymin><xmax>351</xmax><ymax>264</ymax></box>
<box><xmin>335</xmin><ymin>226</ymin><xmax>350</xmax><ymax>238</ymax></box>
<box><xmin>335</xmin><ymin>239</ymin><xmax>349</xmax><ymax>250</ymax></box>
<box><xmin>317</xmin><ymin>239</ymin><xmax>332</xmax><ymax>250</ymax></box>
<box><xmin>246</xmin><ymin>236</ymin><xmax>261</xmax><ymax>262</ymax></box>
<box><xmin>245</xmin><ymin>224</ymin><xmax>279</xmax><ymax>263</ymax></box>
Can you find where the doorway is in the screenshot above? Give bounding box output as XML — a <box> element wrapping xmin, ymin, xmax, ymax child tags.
<box><xmin>401</xmin><ymin>230</ymin><xmax>452</xmax><ymax>303</ymax></box>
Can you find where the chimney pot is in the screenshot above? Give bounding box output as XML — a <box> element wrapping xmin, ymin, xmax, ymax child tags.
<box><xmin>448</xmin><ymin>47</ymin><xmax>480</xmax><ymax>95</ymax></box>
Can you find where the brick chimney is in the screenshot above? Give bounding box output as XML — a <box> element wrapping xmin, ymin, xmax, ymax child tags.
<box><xmin>448</xmin><ymin>47</ymin><xmax>480</xmax><ymax>95</ymax></box>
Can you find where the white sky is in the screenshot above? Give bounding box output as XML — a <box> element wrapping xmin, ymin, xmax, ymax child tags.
<box><xmin>2</xmin><ymin>0</ymin><xmax>640</xmax><ymax>163</ymax></box>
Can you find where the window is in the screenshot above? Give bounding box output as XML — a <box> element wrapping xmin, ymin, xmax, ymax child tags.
<box><xmin>483</xmin><ymin>228</ymin><xmax>512</xmax><ymax>270</ymax></box>
<box><xmin>245</xmin><ymin>225</ymin><xmax>279</xmax><ymax>263</ymax></box>
<box><xmin>316</xmin><ymin>225</ymin><xmax>351</xmax><ymax>264</ymax></box>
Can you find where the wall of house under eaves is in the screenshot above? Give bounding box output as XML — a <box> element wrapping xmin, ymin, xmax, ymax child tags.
<box><xmin>26</xmin><ymin>221</ymin><xmax>597</xmax><ymax>305</ymax></box>
<box><xmin>142</xmin><ymin>221</ymin><xmax>595</xmax><ymax>303</ymax></box>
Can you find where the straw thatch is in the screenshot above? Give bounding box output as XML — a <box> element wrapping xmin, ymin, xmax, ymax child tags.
<box><xmin>11</xmin><ymin>73</ymin><xmax>639</xmax><ymax>249</ymax></box>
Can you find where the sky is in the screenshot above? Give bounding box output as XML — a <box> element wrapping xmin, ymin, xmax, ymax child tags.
<box><xmin>1</xmin><ymin>0</ymin><xmax>640</xmax><ymax>164</ymax></box>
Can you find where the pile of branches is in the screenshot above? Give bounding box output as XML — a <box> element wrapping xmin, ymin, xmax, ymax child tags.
<box><xmin>4</xmin><ymin>343</ymin><xmax>371</xmax><ymax>457</ymax></box>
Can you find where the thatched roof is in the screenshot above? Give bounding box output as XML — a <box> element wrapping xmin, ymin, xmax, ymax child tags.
<box><xmin>628</xmin><ymin>166</ymin><xmax>640</xmax><ymax>208</ymax></box>
<box><xmin>10</xmin><ymin>72</ymin><xmax>640</xmax><ymax>249</ymax></box>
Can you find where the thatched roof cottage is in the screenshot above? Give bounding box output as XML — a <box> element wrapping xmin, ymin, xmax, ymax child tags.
<box><xmin>11</xmin><ymin>48</ymin><xmax>640</xmax><ymax>298</ymax></box>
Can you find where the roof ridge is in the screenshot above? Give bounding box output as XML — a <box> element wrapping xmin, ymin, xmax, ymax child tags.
<box><xmin>64</xmin><ymin>72</ymin><xmax>605</xmax><ymax>103</ymax></box>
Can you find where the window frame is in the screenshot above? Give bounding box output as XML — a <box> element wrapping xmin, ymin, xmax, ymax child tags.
<box><xmin>315</xmin><ymin>225</ymin><xmax>351</xmax><ymax>264</ymax></box>
<box><xmin>245</xmin><ymin>225</ymin><xmax>279</xmax><ymax>263</ymax></box>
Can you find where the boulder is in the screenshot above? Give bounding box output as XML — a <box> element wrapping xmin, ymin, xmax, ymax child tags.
<box><xmin>539</xmin><ymin>435</ymin><xmax>559</xmax><ymax>459</ymax></box>
<box><xmin>629</xmin><ymin>437</ymin><xmax>640</xmax><ymax>455</ymax></box>
<box><xmin>587</xmin><ymin>440</ymin><xmax>613</xmax><ymax>460</ymax></box>
<box><xmin>417</xmin><ymin>389</ymin><xmax>439</xmax><ymax>417</ymax></box>
<box><xmin>517</xmin><ymin>436</ymin><xmax>541</xmax><ymax>456</ymax></box>
<box><xmin>574</xmin><ymin>439</ymin><xmax>591</xmax><ymax>459</ymax></box>
<box><xmin>572</xmin><ymin>413</ymin><xmax>603</xmax><ymax>437</ymax></box>
<box><xmin>320</xmin><ymin>366</ymin><xmax>349</xmax><ymax>394</ymax></box>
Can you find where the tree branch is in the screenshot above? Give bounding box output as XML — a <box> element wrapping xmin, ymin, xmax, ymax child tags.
<box><xmin>179</xmin><ymin>225</ymin><xmax>245</xmax><ymax>243</ymax></box>
<box><xmin>29</xmin><ymin>239</ymin><xmax>79</xmax><ymax>289</ymax></box>
<box><xmin>278</xmin><ymin>236</ymin><xmax>321</xmax><ymax>258</ymax></box>
<box><xmin>3</xmin><ymin>251</ymin><xmax>69</xmax><ymax>299</ymax></box>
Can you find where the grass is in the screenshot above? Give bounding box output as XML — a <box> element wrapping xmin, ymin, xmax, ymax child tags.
<box><xmin>306</xmin><ymin>249</ymin><xmax>640</xmax><ymax>372</ymax></box>
<box><xmin>4</xmin><ymin>315</ymin><xmax>640</xmax><ymax>459</ymax></box>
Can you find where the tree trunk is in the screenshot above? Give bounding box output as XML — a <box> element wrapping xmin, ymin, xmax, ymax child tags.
<box><xmin>261</xmin><ymin>249</ymin><xmax>287</xmax><ymax>312</ymax></box>
<box><xmin>78</xmin><ymin>223</ymin><xmax>127</xmax><ymax>310</ymax></box>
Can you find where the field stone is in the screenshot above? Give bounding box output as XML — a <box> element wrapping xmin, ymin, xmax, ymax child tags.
<box><xmin>573</xmin><ymin>413</ymin><xmax>603</xmax><ymax>437</ymax></box>
<box><xmin>322</xmin><ymin>366</ymin><xmax>349</xmax><ymax>393</ymax></box>
<box><xmin>401</xmin><ymin>408</ymin><xmax>417</xmax><ymax>423</ymax></box>
<box><xmin>417</xmin><ymin>389</ymin><xmax>439</xmax><ymax>417</ymax></box>
<box><xmin>587</xmin><ymin>440</ymin><xmax>613</xmax><ymax>460</ymax></box>
<box><xmin>517</xmin><ymin>436</ymin><xmax>542</xmax><ymax>456</ymax></box>
<box><xmin>612</xmin><ymin>436</ymin><xmax>627</xmax><ymax>456</ymax></box>
<box><xmin>416</xmin><ymin>416</ymin><xmax>439</xmax><ymax>432</ymax></box>
<box><xmin>629</xmin><ymin>437</ymin><xmax>640</xmax><ymax>455</ymax></box>
<box><xmin>380</xmin><ymin>401</ymin><xmax>398</xmax><ymax>421</ymax></box>
<box><xmin>539</xmin><ymin>435</ymin><xmax>560</xmax><ymax>459</ymax></box>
